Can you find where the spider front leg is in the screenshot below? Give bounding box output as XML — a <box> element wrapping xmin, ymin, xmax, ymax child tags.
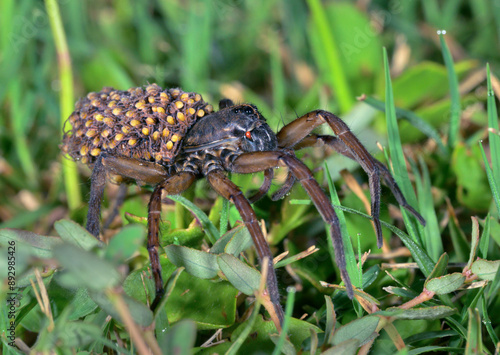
<box><xmin>206</xmin><ymin>169</ymin><xmax>285</xmax><ymax>325</ymax></box>
<box><xmin>230</xmin><ymin>152</ymin><xmax>354</xmax><ymax>299</ymax></box>
<box><xmin>295</xmin><ymin>134</ymin><xmax>425</xmax><ymax>225</ymax></box>
<box><xmin>277</xmin><ymin>110</ymin><xmax>388</xmax><ymax>248</ymax></box>
<box><xmin>148</xmin><ymin>172</ymin><xmax>196</xmax><ymax>311</ymax></box>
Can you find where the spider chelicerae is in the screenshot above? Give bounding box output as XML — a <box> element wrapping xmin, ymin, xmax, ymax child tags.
<box><xmin>62</xmin><ymin>84</ymin><xmax>425</xmax><ymax>324</ymax></box>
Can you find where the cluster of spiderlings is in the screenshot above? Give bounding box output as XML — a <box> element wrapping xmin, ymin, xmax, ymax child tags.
<box><xmin>62</xmin><ymin>84</ymin><xmax>214</xmax><ymax>165</ymax></box>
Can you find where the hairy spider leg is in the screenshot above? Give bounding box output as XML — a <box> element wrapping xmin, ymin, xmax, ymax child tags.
<box><xmin>85</xmin><ymin>154</ymin><xmax>170</xmax><ymax>238</ymax></box>
<box><xmin>295</xmin><ymin>134</ymin><xmax>426</xmax><ymax>225</ymax></box>
<box><xmin>148</xmin><ymin>172</ymin><xmax>196</xmax><ymax>310</ymax></box>
<box><xmin>87</xmin><ymin>155</ymin><xmax>107</xmax><ymax>239</ymax></box>
<box><xmin>103</xmin><ymin>184</ymin><xmax>128</xmax><ymax>231</ymax></box>
<box><xmin>270</xmin><ymin>170</ymin><xmax>296</xmax><ymax>201</ymax></box>
<box><xmin>247</xmin><ymin>168</ymin><xmax>274</xmax><ymax>204</ymax></box>
<box><xmin>230</xmin><ymin>152</ymin><xmax>354</xmax><ymax>299</ymax></box>
<box><xmin>207</xmin><ymin>169</ymin><xmax>285</xmax><ymax>325</ymax></box>
<box><xmin>276</xmin><ymin>110</ymin><xmax>386</xmax><ymax>247</ymax></box>
<box><xmin>83</xmin><ymin>154</ymin><xmax>201</xmax><ymax>311</ymax></box>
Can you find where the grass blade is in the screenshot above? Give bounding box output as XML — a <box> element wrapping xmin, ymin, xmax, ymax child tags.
<box><xmin>362</xmin><ymin>96</ymin><xmax>447</xmax><ymax>155</ymax></box>
<box><xmin>479</xmin><ymin>214</ymin><xmax>490</xmax><ymax>259</ymax></box>
<box><xmin>45</xmin><ymin>0</ymin><xmax>82</xmax><ymax>211</ymax></box>
<box><xmin>479</xmin><ymin>142</ymin><xmax>500</xmax><ymax>215</ymax></box>
<box><xmin>306</xmin><ymin>0</ymin><xmax>353</xmax><ymax>112</ymax></box>
<box><xmin>226</xmin><ymin>299</ymin><xmax>261</xmax><ymax>355</ymax></box>
<box><xmin>271</xmin><ymin>287</ymin><xmax>296</xmax><ymax>355</ymax></box>
<box><xmin>290</xmin><ymin>198</ymin><xmax>435</xmax><ymax>276</ymax></box>
<box><xmin>325</xmin><ymin>163</ymin><xmax>360</xmax><ymax>288</ymax></box>
<box><xmin>486</xmin><ymin>64</ymin><xmax>500</xmax><ymax>200</ymax></box>
<box><xmin>181</xmin><ymin>1</ymin><xmax>212</xmax><ymax>92</ymax></box>
<box><xmin>439</xmin><ymin>31</ymin><xmax>461</xmax><ymax>149</ymax></box>
<box><xmin>414</xmin><ymin>157</ymin><xmax>443</xmax><ymax>262</ymax></box>
<box><xmin>9</xmin><ymin>82</ymin><xmax>37</xmax><ymax>187</ymax></box>
<box><xmin>383</xmin><ymin>48</ymin><xmax>421</xmax><ymax>243</ymax></box>
<box><xmin>270</xmin><ymin>31</ymin><xmax>286</xmax><ymax>117</ymax></box>
<box><xmin>167</xmin><ymin>195</ymin><xmax>219</xmax><ymax>244</ymax></box>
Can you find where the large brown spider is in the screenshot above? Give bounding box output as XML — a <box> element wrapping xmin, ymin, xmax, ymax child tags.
<box><xmin>62</xmin><ymin>84</ymin><xmax>425</xmax><ymax>324</ymax></box>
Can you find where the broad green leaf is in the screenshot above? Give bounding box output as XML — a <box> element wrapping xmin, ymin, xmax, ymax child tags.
<box><xmin>89</xmin><ymin>290</ymin><xmax>153</xmax><ymax>327</ymax></box>
<box><xmin>104</xmin><ymin>224</ymin><xmax>145</xmax><ymax>262</ymax></box>
<box><xmin>426</xmin><ymin>253</ymin><xmax>449</xmax><ymax>282</ymax></box>
<box><xmin>375</xmin><ymin>306</ymin><xmax>456</xmax><ymax>320</ymax></box>
<box><xmin>224</xmin><ymin>226</ymin><xmax>253</xmax><ymax>256</ymax></box>
<box><xmin>425</xmin><ymin>273</ymin><xmax>465</xmax><ymax>294</ymax></box>
<box><xmin>0</xmin><ymin>229</ymin><xmax>61</xmax><ymax>258</ymax></box>
<box><xmin>217</xmin><ymin>254</ymin><xmax>261</xmax><ymax>296</ymax></box>
<box><xmin>123</xmin><ymin>256</ymin><xmax>177</xmax><ymax>304</ymax></box>
<box><xmin>231</xmin><ymin>315</ymin><xmax>322</xmax><ymax>352</ymax></box>
<box><xmin>465</xmin><ymin>308</ymin><xmax>483</xmax><ymax>355</ymax></box>
<box><xmin>58</xmin><ymin>321</ymin><xmax>102</xmax><ymax>348</ymax></box>
<box><xmin>54</xmin><ymin>219</ymin><xmax>101</xmax><ymax>250</ymax></box>
<box><xmin>53</xmin><ymin>243</ymin><xmax>121</xmax><ymax>291</ymax></box>
<box><xmin>157</xmin><ymin>320</ymin><xmax>196</xmax><ymax>354</ymax></box>
<box><xmin>471</xmin><ymin>259</ymin><xmax>500</xmax><ymax>281</ymax></box>
<box><xmin>165</xmin><ymin>245</ymin><xmax>219</xmax><ymax>279</ymax></box>
<box><xmin>47</xmin><ymin>283</ymin><xmax>98</xmax><ymax>321</ymax></box>
<box><xmin>322</xmin><ymin>338</ymin><xmax>360</xmax><ymax>355</ymax></box>
<box><xmin>210</xmin><ymin>224</ymin><xmax>252</xmax><ymax>256</ymax></box>
<box><xmin>165</xmin><ymin>272</ymin><xmax>238</xmax><ymax>329</ymax></box>
<box><xmin>331</xmin><ymin>315</ymin><xmax>379</xmax><ymax>346</ymax></box>
<box><xmin>167</xmin><ymin>195</ymin><xmax>219</xmax><ymax>244</ymax></box>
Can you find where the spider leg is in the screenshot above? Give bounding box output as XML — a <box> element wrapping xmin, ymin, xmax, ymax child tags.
<box><xmin>103</xmin><ymin>184</ymin><xmax>128</xmax><ymax>231</ymax></box>
<box><xmin>277</xmin><ymin>111</ymin><xmax>386</xmax><ymax>247</ymax></box>
<box><xmin>86</xmin><ymin>155</ymin><xmax>107</xmax><ymax>239</ymax></box>
<box><xmin>230</xmin><ymin>152</ymin><xmax>354</xmax><ymax>299</ymax></box>
<box><xmin>85</xmin><ymin>153</ymin><xmax>169</xmax><ymax>239</ymax></box>
<box><xmin>206</xmin><ymin>169</ymin><xmax>285</xmax><ymax>324</ymax></box>
<box><xmin>248</xmin><ymin>168</ymin><xmax>274</xmax><ymax>204</ymax></box>
<box><xmin>271</xmin><ymin>171</ymin><xmax>295</xmax><ymax>201</ymax></box>
<box><xmin>296</xmin><ymin>134</ymin><xmax>425</xmax><ymax>225</ymax></box>
<box><xmin>149</xmin><ymin>172</ymin><xmax>196</xmax><ymax>311</ymax></box>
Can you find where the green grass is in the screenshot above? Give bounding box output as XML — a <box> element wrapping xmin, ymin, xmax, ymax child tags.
<box><xmin>1</xmin><ymin>1</ymin><xmax>499</xmax><ymax>354</ymax></box>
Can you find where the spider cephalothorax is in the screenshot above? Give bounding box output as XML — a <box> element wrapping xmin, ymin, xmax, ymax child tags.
<box><xmin>62</xmin><ymin>84</ymin><xmax>425</xmax><ymax>324</ymax></box>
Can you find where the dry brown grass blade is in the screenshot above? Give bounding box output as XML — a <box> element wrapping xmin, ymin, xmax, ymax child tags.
<box><xmin>30</xmin><ymin>268</ymin><xmax>54</xmax><ymax>332</ymax></box>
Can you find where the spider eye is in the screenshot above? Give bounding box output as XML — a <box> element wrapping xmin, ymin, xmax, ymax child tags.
<box><xmin>245</xmin><ymin>131</ymin><xmax>252</xmax><ymax>140</ymax></box>
<box><xmin>243</xmin><ymin>106</ymin><xmax>253</xmax><ymax>115</ymax></box>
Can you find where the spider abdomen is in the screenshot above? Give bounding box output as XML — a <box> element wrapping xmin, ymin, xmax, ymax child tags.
<box><xmin>62</xmin><ymin>84</ymin><xmax>214</xmax><ymax>165</ymax></box>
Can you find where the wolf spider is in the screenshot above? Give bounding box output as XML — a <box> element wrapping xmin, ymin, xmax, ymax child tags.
<box><xmin>62</xmin><ymin>85</ymin><xmax>425</xmax><ymax>324</ymax></box>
